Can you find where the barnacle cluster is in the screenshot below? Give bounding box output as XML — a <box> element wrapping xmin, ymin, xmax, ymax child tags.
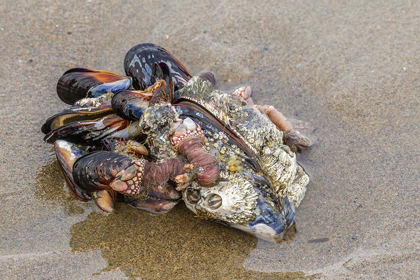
<box><xmin>41</xmin><ymin>43</ymin><xmax>311</xmax><ymax>241</ymax></box>
<box><xmin>185</xmin><ymin>173</ymin><xmax>259</xmax><ymax>225</ymax></box>
<box><xmin>177</xmin><ymin>77</ymin><xmax>309</xmax><ymax>207</ymax></box>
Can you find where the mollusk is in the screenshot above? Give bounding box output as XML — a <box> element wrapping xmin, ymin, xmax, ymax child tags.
<box><xmin>41</xmin><ymin>43</ymin><xmax>311</xmax><ymax>242</ymax></box>
<box><xmin>57</xmin><ymin>68</ymin><xmax>132</xmax><ymax>105</ymax></box>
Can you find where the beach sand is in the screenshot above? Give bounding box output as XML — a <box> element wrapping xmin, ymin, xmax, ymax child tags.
<box><xmin>0</xmin><ymin>0</ymin><xmax>418</xmax><ymax>279</ymax></box>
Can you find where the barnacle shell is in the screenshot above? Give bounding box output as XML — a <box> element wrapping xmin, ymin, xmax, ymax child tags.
<box><xmin>183</xmin><ymin>172</ymin><xmax>296</xmax><ymax>242</ymax></box>
<box><xmin>184</xmin><ymin>174</ymin><xmax>259</xmax><ymax>224</ymax></box>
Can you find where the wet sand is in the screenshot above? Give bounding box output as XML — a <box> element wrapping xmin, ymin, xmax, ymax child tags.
<box><xmin>0</xmin><ymin>0</ymin><xmax>419</xmax><ymax>279</ymax></box>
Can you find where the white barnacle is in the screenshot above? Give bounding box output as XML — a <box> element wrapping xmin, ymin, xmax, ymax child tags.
<box><xmin>183</xmin><ymin>117</ymin><xmax>196</xmax><ymax>130</ymax></box>
<box><xmin>184</xmin><ymin>174</ymin><xmax>259</xmax><ymax>225</ymax></box>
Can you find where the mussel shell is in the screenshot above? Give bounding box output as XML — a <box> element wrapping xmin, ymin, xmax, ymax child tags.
<box><xmin>124</xmin><ymin>43</ymin><xmax>192</xmax><ymax>91</ymax></box>
<box><xmin>246</xmin><ymin>194</ymin><xmax>296</xmax><ymax>242</ymax></box>
<box><xmin>251</xmin><ymin>176</ymin><xmax>296</xmax><ymax>237</ymax></box>
<box><xmin>57</xmin><ymin>68</ymin><xmax>132</xmax><ymax>105</ymax></box>
<box><xmin>111</xmin><ymin>90</ymin><xmax>151</xmax><ymax>121</ymax></box>
<box><xmin>41</xmin><ymin>101</ymin><xmax>113</xmax><ymax>134</ymax></box>
<box><xmin>44</xmin><ymin>115</ymin><xmax>134</xmax><ymax>144</ymax></box>
<box><xmin>198</xmin><ymin>71</ymin><xmax>217</xmax><ymax>88</ymax></box>
<box><xmin>72</xmin><ymin>151</ymin><xmax>132</xmax><ymax>192</ymax></box>
<box><xmin>54</xmin><ymin>140</ymin><xmax>92</xmax><ymax>201</ymax></box>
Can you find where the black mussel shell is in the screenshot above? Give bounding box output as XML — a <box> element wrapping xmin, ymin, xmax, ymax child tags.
<box><xmin>41</xmin><ymin>101</ymin><xmax>113</xmax><ymax>134</ymax></box>
<box><xmin>111</xmin><ymin>79</ymin><xmax>167</xmax><ymax>120</ymax></box>
<box><xmin>111</xmin><ymin>90</ymin><xmax>151</xmax><ymax>121</ymax></box>
<box><xmin>44</xmin><ymin>115</ymin><xmax>134</xmax><ymax>144</ymax></box>
<box><xmin>72</xmin><ymin>151</ymin><xmax>132</xmax><ymax>192</ymax></box>
<box><xmin>57</xmin><ymin>68</ymin><xmax>132</xmax><ymax>105</ymax></box>
<box><xmin>124</xmin><ymin>43</ymin><xmax>192</xmax><ymax>91</ymax></box>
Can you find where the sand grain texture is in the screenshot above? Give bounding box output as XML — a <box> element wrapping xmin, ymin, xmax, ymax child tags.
<box><xmin>0</xmin><ymin>0</ymin><xmax>418</xmax><ymax>279</ymax></box>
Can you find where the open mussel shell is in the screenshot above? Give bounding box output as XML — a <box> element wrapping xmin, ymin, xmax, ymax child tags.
<box><xmin>124</xmin><ymin>43</ymin><xmax>192</xmax><ymax>91</ymax></box>
<box><xmin>41</xmin><ymin>101</ymin><xmax>113</xmax><ymax>134</ymax></box>
<box><xmin>44</xmin><ymin>115</ymin><xmax>138</xmax><ymax>144</ymax></box>
<box><xmin>54</xmin><ymin>140</ymin><xmax>91</xmax><ymax>201</ymax></box>
<box><xmin>111</xmin><ymin>90</ymin><xmax>151</xmax><ymax>121</ymax></box>
<box><xmin>57</xmin><ymin>68</ymin><xmax>132</xmax><ymax>105</ymax></box>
